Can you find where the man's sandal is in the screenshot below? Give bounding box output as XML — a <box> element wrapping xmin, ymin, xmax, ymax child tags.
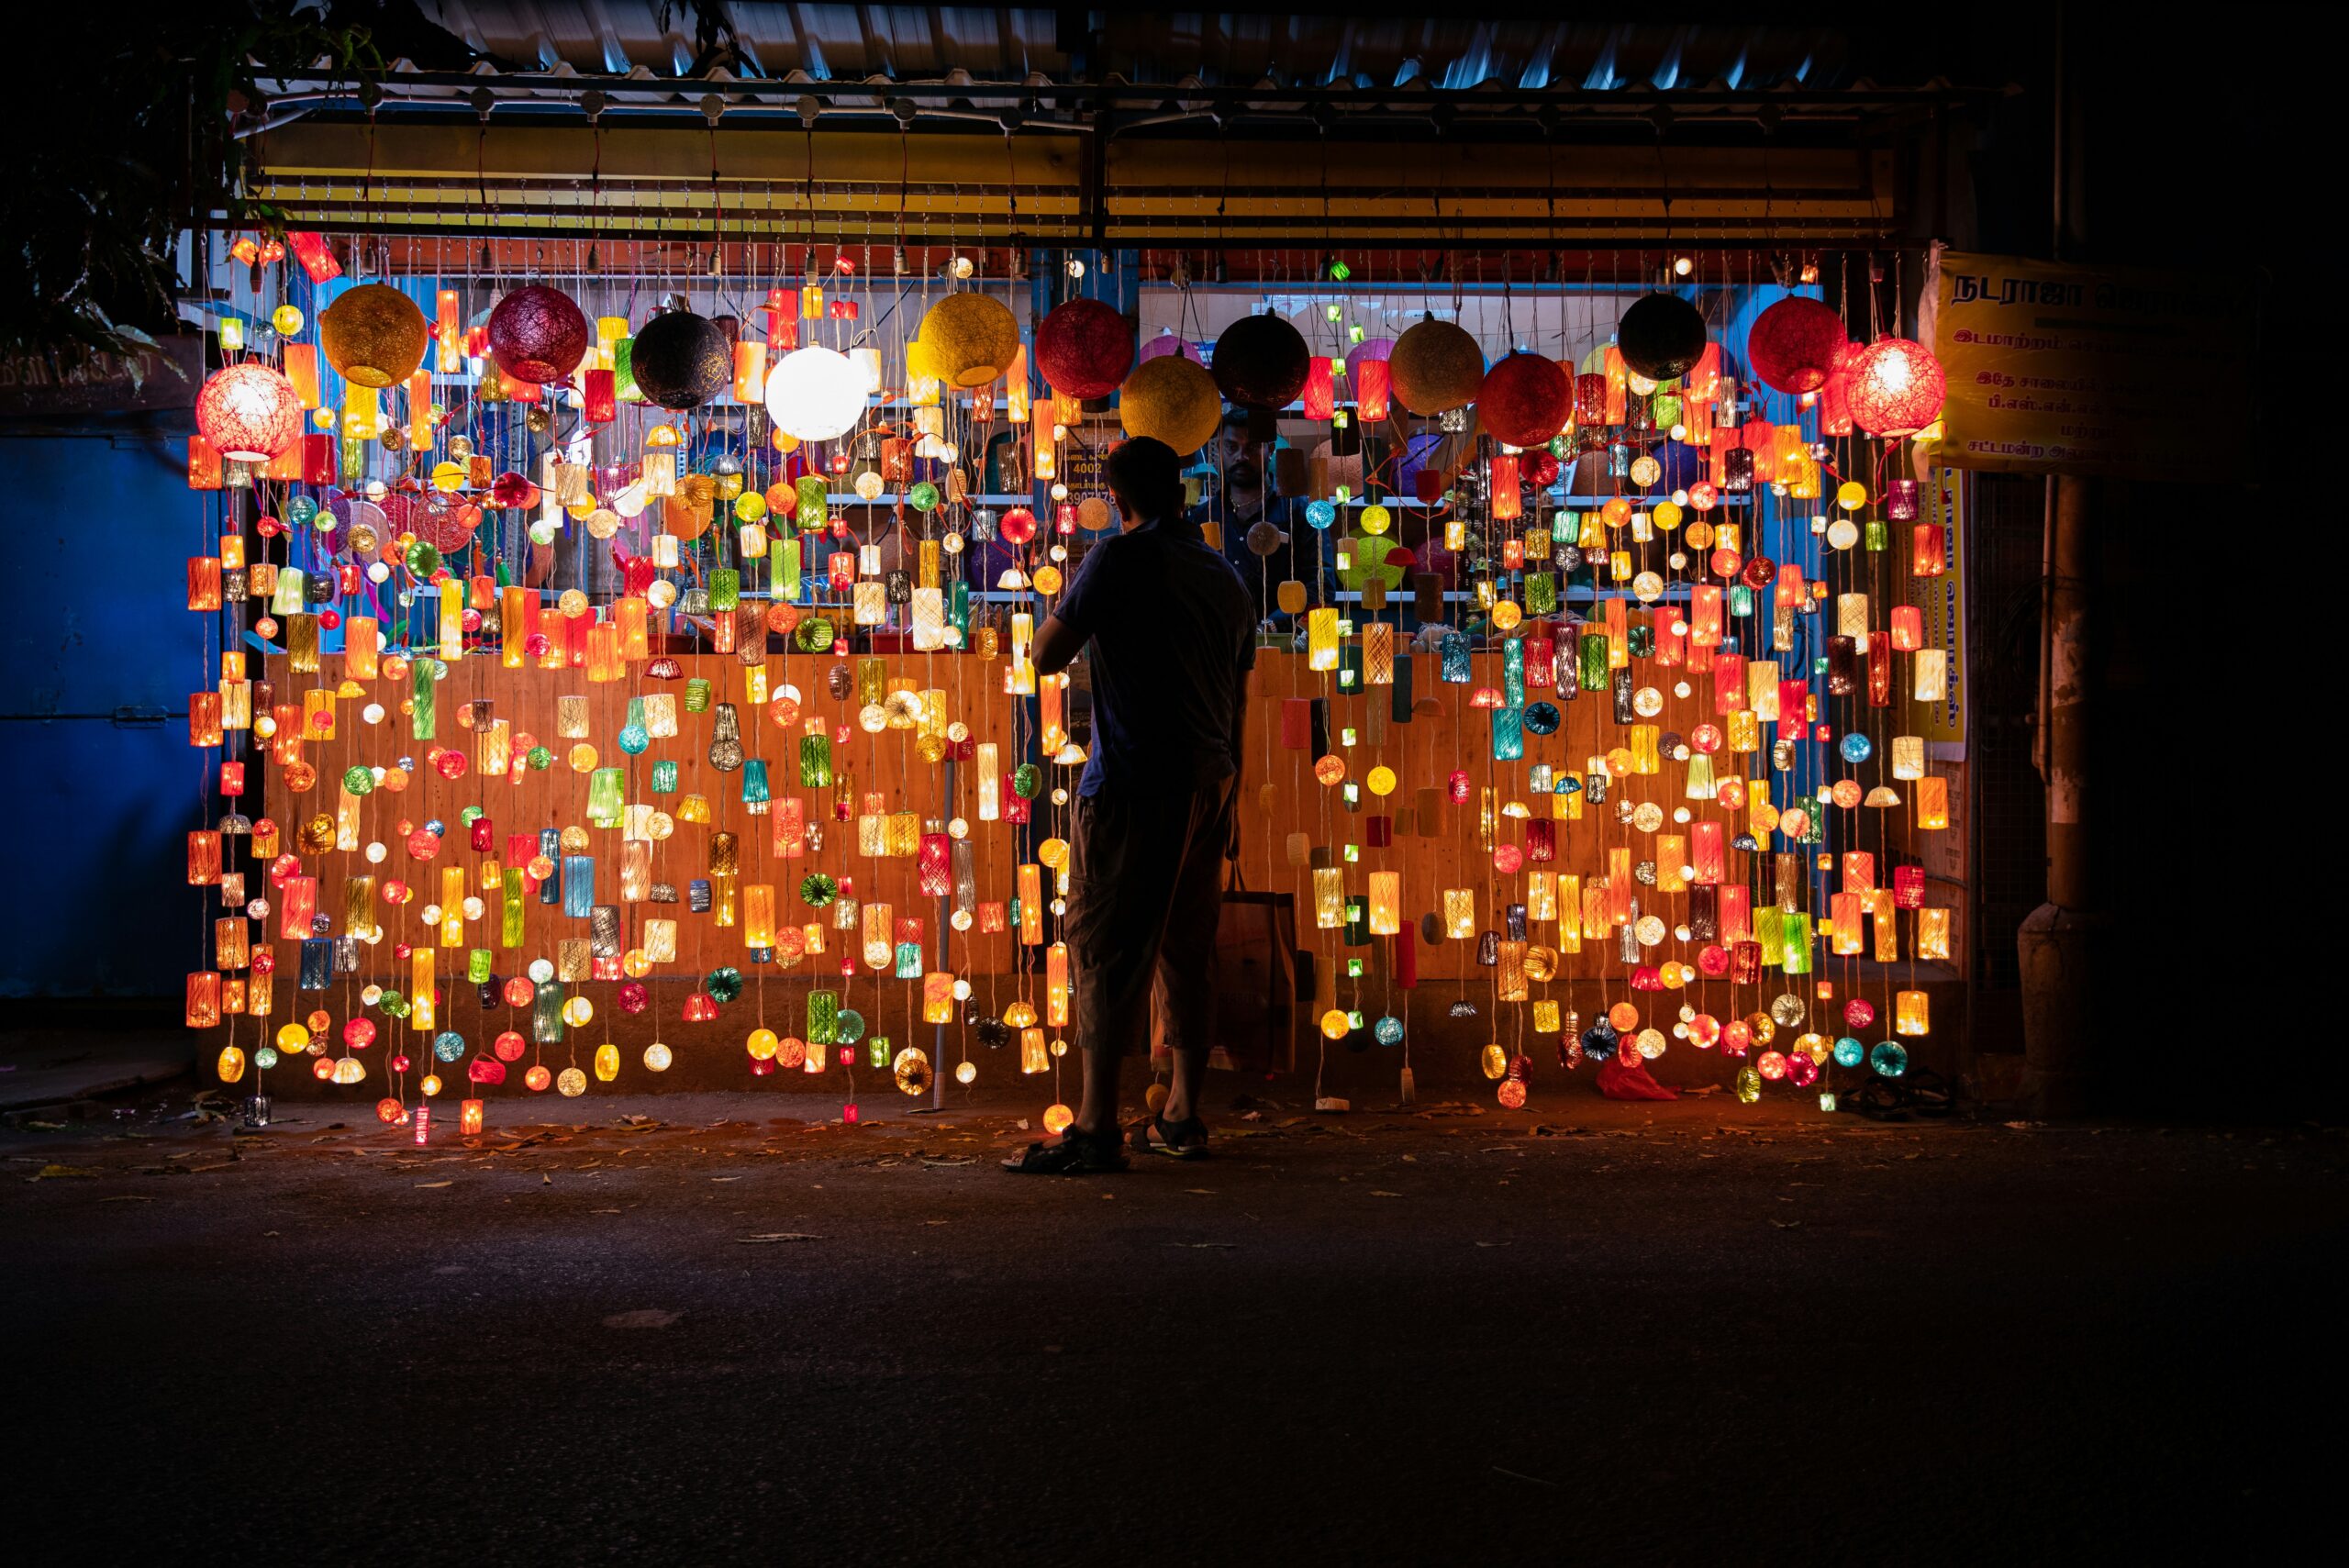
<box><xmin>1130</xmin><ymin>1113</ymin><xmax>1209</xmax><ymax>1160</ymax></box>
<box><xmin>1001</xmin><ymin>1128</ymin><xmax>1131</xmax><ymax>1174</ymax></box>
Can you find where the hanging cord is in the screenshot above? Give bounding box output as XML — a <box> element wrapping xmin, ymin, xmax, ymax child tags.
<box><xmin>706</xmin><ymin>106</ymin><xmax>727</xmax><ymax>270</ymax></box>
<box><xmin>1002</xmin><ymin>128</ymin><xmax>1019</xmax><ymax>250</ymax></box>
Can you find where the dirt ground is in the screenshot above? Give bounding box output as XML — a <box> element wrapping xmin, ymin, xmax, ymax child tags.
<box><xmin>4</xmin><ymin>1082</ymin><xmax>2340</xmax><ymax>1566</ymax></box>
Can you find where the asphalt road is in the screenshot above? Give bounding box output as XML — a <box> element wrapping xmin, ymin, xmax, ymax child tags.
<box><xmin>4</xmin><ymin>1087</ymin><xmax>2339</xmax><ymax>1566</ymax></box>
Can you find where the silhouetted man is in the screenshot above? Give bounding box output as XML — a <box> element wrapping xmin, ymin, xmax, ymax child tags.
<box><xmin>1004</xmin><ymin>437</ymin><xmax>1256</xmax><ymax>1173</ymax></box>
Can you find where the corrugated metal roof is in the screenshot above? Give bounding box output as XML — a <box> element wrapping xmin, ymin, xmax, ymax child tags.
<box><xmin>406</xmin><ymin>5</ymin><xmax>1852</xmax><ymax>94</ymax></box>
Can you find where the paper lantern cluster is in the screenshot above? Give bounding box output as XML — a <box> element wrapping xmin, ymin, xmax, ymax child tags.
<box><xmin>184</xmin><ymin>256</ymin><xmax>1950</xmax><ymax>1130</ymax></box>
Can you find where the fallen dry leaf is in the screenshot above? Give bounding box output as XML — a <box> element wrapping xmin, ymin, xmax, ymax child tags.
<box><xmin>603</xmin><ymin>1309</ymin><xmax>680</xmax><ymax>1329</ymax></box>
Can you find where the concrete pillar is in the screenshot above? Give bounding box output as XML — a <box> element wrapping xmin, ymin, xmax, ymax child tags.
<box><xmin>2019</xmin><ymin>473</ymin><xmax>2104</xmax><ymax>1115</ymax></box>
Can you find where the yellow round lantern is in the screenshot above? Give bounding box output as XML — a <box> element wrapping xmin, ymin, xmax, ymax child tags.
<box><xmin>1480</xmin><ymin>1042</ymin><xmax>1508</xmax><ymax>1079</ymax></box>
<box><xmin>1319</xmin><ymin>1008</ymin><xmax>1353</xmax><ymax>1040</ymax></box>
<box><xmin>1390</xmin><ymin>318</ymin><xmax>1486</xmax><ymax>415</ymax></box>
<box><xmin>594</xmin><ymin>1042</ymin><xmax>621</xmax><ymax>1081</ymax></box>
<box><xmin>1041</xmin><ymin>1103</ymin><xmax>1074</xmax><ymax>1135</ymax></box>
<box><xmin>1118</xmin><ymin>355</ymin><xmax>1222</xmax><ymax>455</ymax></box>
<box><xmin>1275</xmin><ymin>580</ymin><xmax>1308</xmax><ymax>616</ymax></box>
<box><xmin>918</xmin><ymin>294</ymin><xmax>1020</xmax><ymax>387</ymax></box>
<box><xmin>1837</xmin><ymin>480</ymin><xmax>1869</xmax><ymax>511</ymax></box>
<box><xmin>318</xmin><ymin>284</ymin><xmax>429</xmax><ymax>389</ymax></box>
<box><xmin>217</xmin><ymin>1046</ymin><xmax>247</xmax><ymax>1084</ymax></box>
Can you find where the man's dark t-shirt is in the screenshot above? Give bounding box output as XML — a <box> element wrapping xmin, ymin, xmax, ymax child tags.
<box><xmin>1053</xmin><ymin>516</ymin><xmax>1256</xmax><ymax>797</ymax></box>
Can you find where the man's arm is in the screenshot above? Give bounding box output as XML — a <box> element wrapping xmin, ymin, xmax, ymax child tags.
<box><xmin>1034</xmin><ymin>538</ymin><xmax>1109</xmax><ymax>677</ymax></box>
<box><xmin>1032</xmin><ymin>614</ymin><xmax>1084</xmax><ymax>677</ymax></box>
<box><xmin>1229</xmin><ymin>669</ymin><xmax>1248</xmax><ymax>772</ymax></box>
<box><xmin>1226</xmin><ymin>655</ymin><xmax>1249</xmax><ymax>859</ymax></box>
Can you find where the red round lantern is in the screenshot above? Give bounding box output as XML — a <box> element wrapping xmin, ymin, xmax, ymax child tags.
<box><xmin>1744</xmin><ymin>296</ymin><xmax>1848</xmax><ymax>395</ymax></box>
<box><xmin>1033</xmin><ymin>297</ymin><xmax>1134</xmax><ymax>400</ymax></box>
<box><xmin>486</xmin><ymin>284</ymin><xmax>590</xmax><ymax>384</ymax></box>
<box><xmin>1210</xmin><ymin>313</ymin><xmax>1311</xmax><ymax>410</ymax></box>
<box><xmin>195</xmin><ymin>363</ymin><xmax>304</xmax><ymax>461</ymax></box>
<box><xmin>1844</xmin><ymin>337</ymin><xmax>1946</xmax><ymax>439</ymax></box>
<box><xmin>489</xmin><ymin>471</ymin><xmax>541</xmax><ymax>510</ymax></box>
<box><xmin>997</xmin><ymin>507</ymin><xmax>1038</xmax><ymax>545</ymax></box>
<box><xmin>416</xmin><ymin>495</ymin><xmax>484</xmax><ymax>553</ymax></box>
<box><xmin>1476</xmin><ymin>353</ymin><xmax>1572</xmax><ymax>448</ymax></box>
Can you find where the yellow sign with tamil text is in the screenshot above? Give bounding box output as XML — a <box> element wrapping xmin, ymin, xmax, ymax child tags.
<box><xmin>1926</xmin><ymin>249</ymin><xmax>2246</xmax><ymax>479</ymax></box>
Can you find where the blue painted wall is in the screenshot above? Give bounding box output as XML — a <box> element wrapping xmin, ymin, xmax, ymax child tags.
<box><xmin>0</xmin><ymin>413</ymin><xmax>207</xmax><ymax>997</ymax></box>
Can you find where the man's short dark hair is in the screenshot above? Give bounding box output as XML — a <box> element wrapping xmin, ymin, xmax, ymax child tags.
<box><xmin>1107</xmin><ymin>437</ymin><xmax>1185</xmax><ymax>517</ymax></box>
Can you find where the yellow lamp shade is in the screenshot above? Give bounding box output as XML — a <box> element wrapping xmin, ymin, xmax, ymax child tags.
<box><xmin>319</xmin><ymin>284</ymin><xmax>429</xmax><ymax>389</ymax></box>
<box><xmin>1118</xmin><ymin>355</ymin><xmax>1222</xmax><ymax>455</ymax></box>
<box><xmin>917</xmin><ymin>294</ymin><xmax>1020</xmax><ymax>387</ymax></box>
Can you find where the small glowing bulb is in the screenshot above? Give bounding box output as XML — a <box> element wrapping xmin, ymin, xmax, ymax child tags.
<box><xmin>1673</xmin><ymin>255</ymin><xmax>1694</xmax><ymax>277</ymax></box>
